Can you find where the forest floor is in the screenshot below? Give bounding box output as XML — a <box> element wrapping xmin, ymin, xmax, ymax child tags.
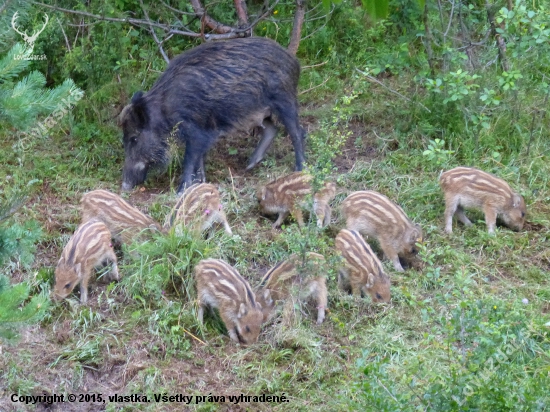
<box><xmin>1</xmin><ymin>95</ymin><xmax>549</xmax><ymax>411</ymax></box>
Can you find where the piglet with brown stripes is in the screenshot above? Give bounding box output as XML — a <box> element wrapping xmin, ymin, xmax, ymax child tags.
<box><xmin>164</xmin><ymin>183</ymin><xmax>232</xmax><ymax>236</ymax></box>
<box><xmin>313</xmin><ymin>182</ymin><xmax>337</xmax><ymax>228</ymax></box>
<box><xmin>258</xmin><ymin>172</ymin><xmax>336</xmax><ymax>228</ymax></box>
<box><xmin>81</xmin><ymin>189</ymin><xmax>162</xmax><ymax>245</ymax></box>
<box><xmin>54</xmin><ymin>218</ymin><xmax>119</xmax><ymax>304</ymax></box>
<box><xmin>341</xmin><ymin>190</ymin><xmax>422</xmax><ymax>272</ymax></box>
<box><xmin>335</xmin><ymin>229</ymin><xmax>391</xmax><ymax>302</ymax></box>
<box><xmin>439</xmin><ymin>167</ymin><xmax>526</xmax><ymax>234</ymax></box>
<box><xmin>255</xmin><ymin>252</ymin><xmax>328</xmax><ymax>324</ymax></box>
<box><xmin>195</xmin><ymin>259</ymin><xmax>267</xmax><ymax>344</ymax></box>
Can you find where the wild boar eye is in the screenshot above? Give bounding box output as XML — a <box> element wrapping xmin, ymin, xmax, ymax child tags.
<box><xmin>64</xmin><ymin>282</ymin><xmax>71</xmax><ymax>289</ymax></box>
<box><xmin>521</xmin><ymin>212</ymin><xmax>525</xmax><ymax>218</ymax></box>
<box><xmin>376</xmin><ymin>293</ymin><xmax>382</xmax><ymax>300</ymax></box>
<box><xmin>245</xmin><ymin>326</ymin><xmax>251</xmax><ymax>333</ymax></box>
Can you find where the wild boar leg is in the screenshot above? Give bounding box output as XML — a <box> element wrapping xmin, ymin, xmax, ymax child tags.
<box><xmin>197</xmin><ymin>304</ymin><xmax>205</xmax><ymax>324</ymax></box>
<box><xmin>350</xmin><ymin>278</ymin><xmax>363</xmax><ymax>297</ymax></box>
<box><xmin>317</xmin><ymin>204</ymin><xmax>331</xmax><ymax>228</ymax></box>
<box><xmin>179</xmin><ymin>130</ymin><xmax>215</xmax><ymax>193</ymax></box>
<box><xmin>386</xmin><ymin>248</ymin><xmax>405</xmax><ymax>272</ymax></box>
<box><xmin>483</xmin><ymin>205</ymin><xmax>497</xmax><ymax>234</ymax></box>
<box><xmin>246</xmin><ymin>118</ymin><xmax>278</xmax><ymax>171</ymax></box>
<box><xmin>195</xmin><ymin>156</ymin><xmax>206</xmax><ymax>183</ymax></box>
<box><xmin>106</xmin><ymin>251</ymin><xmax>119</xmax><ymax>281</ymax></box>
<box><xmin>79</xmin><ymin>276</ymin><xmax>89</xmax><ymax>305</ymax></box>
<box><xmin>455</xmin><ymin>205</ymin><xmax>473</xmax><ymax>227</ymax></box>
<box><xmin>444</xmin><ymin>195</ymin><xmax>459</xmax><ymax>233</ymax></box>
<box><xmin>217</xmin><ymin>211</ymin><xmax>232</xmax><ymax>235</ymax></box>
<box><xmin>338</xmin><ymin>269</ymin><xmax>351</xmax><ymax>294</ymax></box>
<box><xmin>316</xmin><ymin>306</ymin><xmax>326</xmax><ymax>325</ymax></box>
<box><xmin>312</xmin><ymin>279</ymin><xmax>327</xmax><ymax>324</ymax></box>
<box><xmin>276</xmin><ymin>100</ymin><xmax>306</xmax><ymax>171</ymax></box>
<box><xmin>180</xmin><ymin>152</ymin><xmax>201</xmax><ymax>193</ymax></box>
<box><xmin>219</xmin><ymin>312</ymin><xmax>239</xmax><ymax>343</ymax></box>
<box><xmin>272</xmin><ymin>211</ymin><xmax>290</xmax><ymax>228</ymax></box>
<box><xmin>291</xmin><ymin>207</ymin><xmax>305</xmax><ymax>227</ymax></box>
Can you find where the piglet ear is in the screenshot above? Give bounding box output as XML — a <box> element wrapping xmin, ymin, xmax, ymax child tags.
<box><xmin>263</xmin><ymin>289</ymin><xmax>273</xmax><ymax>306</ymax></box>
<box><xmin>415</xmin><ymin>225</ymin><xmax>423</xmax><ymax>242</ymax></box>
<box><xmin>512</xmin><ymin>193</ymin><xmax>522</xmax><ymax>208</ymax></box>
<box><xmin>366</xmin><ymin>273</ymin><xmax>375</xmax><ymax>289</ymax></box>
<box><xmin>409</xmin><ymin>226</ymin><xmax>422</xmax><ymax>244</ymax></box>
<box><xmin>74</xmin><ymin>262</ymin><xmax>82</xmax><ymax>276</ymax></box>
<box><xmin>238</xmin><ymin>302</ymin><xmax>248</xmax><ymax>319</ymax></box>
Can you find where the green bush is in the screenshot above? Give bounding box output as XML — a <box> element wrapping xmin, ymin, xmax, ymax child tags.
<box><xmin>353</xmin><ymin>273</ymin><xmax>550</xmax><ymax>411</ymax></box>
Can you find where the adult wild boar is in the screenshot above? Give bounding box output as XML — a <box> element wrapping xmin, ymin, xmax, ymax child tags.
<box><xmin>118</xmin><ymin>37</ymin><xmax>306</xmax><ymax>194</ymax></box>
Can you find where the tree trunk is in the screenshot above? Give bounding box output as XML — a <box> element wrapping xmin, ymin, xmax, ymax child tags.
<box><xmin>486</xmin><ymin>0</ymin><xmax>509</xmax><ymax>71</ymax></box>
<box><xmin>423</xmin><ymin>1</ymin><xmax>436</xmax><ymax>75</ymax></box>
<box><xmin>287</xmin><ymin>0</ymin><xmax>305</xmax><ymax>55</ymax></box>
<box><xmin>234</xmin><ymin>0</ymin><xmax>248</xmax><ymax>26</ymax></box>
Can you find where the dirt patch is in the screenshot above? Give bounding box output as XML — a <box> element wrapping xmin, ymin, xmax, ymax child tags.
<box><xmin>0</xmin><ymin>307</ymin><xmax>298</xmax><ymax>412</ymax></box>
<box><xmin>185</xmin><ymin>116</ymin><xmax>381</xmax><ymax>182</ymax></box>
<box><xmin>524</xmin><ymin>221</ymin><xmax>546</xmax><ymax>232</ymax></box>
<box><xmin>333</xmin><ymin>121</ymin><xmax>379</xmax><ymax>173</ymax></box>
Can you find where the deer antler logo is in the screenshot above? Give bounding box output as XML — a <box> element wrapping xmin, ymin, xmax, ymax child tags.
<box><xmin>11</xmin><ymin>12</ymin><xmax>49</xmax><ymax>52</ymax></box>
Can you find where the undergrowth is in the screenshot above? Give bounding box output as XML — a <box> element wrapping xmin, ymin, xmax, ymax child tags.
<box><xmin>1</xmin><ymin>0</ymin><xmax>549</xmax><ymax>410</ymax></box>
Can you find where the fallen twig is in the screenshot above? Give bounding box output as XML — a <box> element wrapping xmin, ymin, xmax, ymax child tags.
<box><xmin>356</xmin><ymin>69</ymin><xmax>432</xmax><ymax>113</ymax></box>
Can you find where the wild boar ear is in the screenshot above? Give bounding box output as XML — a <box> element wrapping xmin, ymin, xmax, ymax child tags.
<box><xmin>512</xmin><ymin>193</ymin><xmax>522</xmax><ymax>208</ymax></box>
<box><xmin>263</xmin><ymin>289</ymin><xmax>273</xmax><ymax>306</ymax></box>
<box><xmin>408</xmin><ymin>227</ymin><xmax>420</xmax><ymax>244</ymax></box>
<box><xmin>74</xmin><ymin>262</ymin><xmax>82</xmax><ymax>276</ymax></box>
<box><xmin>117</xmin><ymin>105</ymin><xmax>130</xmax><ymax>127</ymax></box>
<box><xmin>414</xmin><ymin>225</ymin><xmax>423</xmax><ymax>243</ymax></box>
<box><xmin>129</xmin><ymin>91</ymin><xmax>148</xmax><ymax>129</ymax></box>
<box><xmin>131</xmin><ymin>91</ymin><xmax>144</xmax><ymax>105</ymax></box>
<box><xmin>366</xmin><ymin>273</ymin><xmax>375</xmax><ymax>289</ymax></box>
<box><xmin>238</xmin><ymin>303</ymin><xmax>248</xmax><ymax>319</ymax></box>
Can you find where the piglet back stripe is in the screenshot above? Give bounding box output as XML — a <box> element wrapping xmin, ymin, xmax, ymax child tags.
<box><xmin>344</xmin><ymin>191</ymin><xmax>408</xmax><ymax>221</ymax></box>
<box><xmin>336</xmin><ymin>229</ymin><xmax>384</xmax><ymax>275</ymax></box>
<box><xmin>259</xmin><ymin>260</ymin><xmax>296</xmax><ymax>288</ymax></box>
<box><xmin>440</xmin><ymin>167</ymin><xmax>515</xmax><ymax>201</ymax></box>
<box><xmin>197</xmin><ymin>259</ymin><xmax>257</xmax><ymax>306</ymax></box>
<box><xmin>259</xmin><ymin>260</ymin><xmax>286</xmax><ymax>288</ymax></box>
<box><xmin>166</xmin><ymin>183</ymin><xmax>219</xmax><ymax>228</ymax></box>
<box><xmin>82</xmin><ymin>190</ymin><xmax>153</xmax><ymax>225</ymax></box>
<box><xmin>66</xmin><ymin>219</ymin><xmax>108</xmax><ymax>265</ymax></box>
